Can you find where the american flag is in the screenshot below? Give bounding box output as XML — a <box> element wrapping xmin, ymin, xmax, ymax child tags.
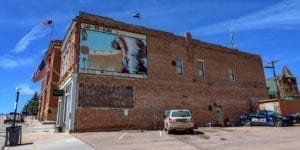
<box><xmin>42</xmin><ymin>20</ymin><xmax>53</xmax><ymax>25</ymax></box>
<box><xmin>31</xmin><ymin>60</ymin><xmax>51</xmax><ymax>82</ymax></box>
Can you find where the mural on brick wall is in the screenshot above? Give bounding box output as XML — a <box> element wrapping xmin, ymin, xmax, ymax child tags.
<box><xmin>78</xmin><ymin>82</ymin><xmax>134</xmax><ymax>108</ymax></box>
<box><xmin>79</xmin><ymin>23</ymin><xmax>147</xmax><ymax>75</ymax></box>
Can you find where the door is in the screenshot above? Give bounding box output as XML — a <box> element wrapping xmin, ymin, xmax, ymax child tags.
<box><xmin>264</xmin><ymin>103</ymin><xmax>275</xmax><ymax>111</ymax></box>
<box><xmin>214</xmin><ymin>105</ymin><xmax>224</xmax><ymax>126</ymax></box>
<box><xmin>257</xmin><ymin>111</ymin><xmax>268</xmax><ymax>125</ymax></box>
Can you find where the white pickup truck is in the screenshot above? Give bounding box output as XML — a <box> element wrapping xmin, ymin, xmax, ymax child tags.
<box><xmin>3</xmin><ymin>112</ymin><xmax>24</xmax><ymax>123</ymax></box>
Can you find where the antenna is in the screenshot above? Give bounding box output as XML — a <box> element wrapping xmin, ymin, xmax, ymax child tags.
<box><xmin>228</xmin><ymin>29</ymin><xmax>236</xmax><ymax>49</ymax></box>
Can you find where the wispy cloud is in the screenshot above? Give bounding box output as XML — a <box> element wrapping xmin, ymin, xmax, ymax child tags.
<box><xmin>12</xmin><ymin>25</ymin><xmax>49</xmax><ymax>53</ymax></box>
<box><xmin>192</xmin><ymin>0</ymin><xmax>300</xmax><ymax>36</ymax></box>
<box><xmin>279</xmin><ymin>56</ymin><xmax>300</xmax><ymax>65</ymax></box>
<box><xmin>263</xmin><ymin>54</ymin><xmax>300</xmax><ymax>66</ymax></box>
<box><xmin>19</xmin><ymin>83</ymin><xmax>38</xmax><ymax>96</ymax></box>
<box><xmin>0</xmin><ymin>55</ymin><xmax>33</xmax><ymax>69</ymax></box>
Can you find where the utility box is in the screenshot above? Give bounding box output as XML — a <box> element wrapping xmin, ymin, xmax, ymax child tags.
<box><xmin>5</xmin><ymin>126</ymin><xmax>22</xmax><ymax>146</ymax></box>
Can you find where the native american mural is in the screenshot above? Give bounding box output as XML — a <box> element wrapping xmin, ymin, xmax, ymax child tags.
<box><xmin>79</xmin><ymin>23</ymin><xmax>147</xmax><ymax>75</ymax></box>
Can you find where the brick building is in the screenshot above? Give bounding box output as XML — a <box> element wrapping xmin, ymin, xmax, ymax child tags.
<box><xmin>54</xmin><ymin>12</ymin><xmax>268</xmax><ymax>132</ymax></box>
<box><xmin>38</xmin><ymin>40</ymin><xmax>62</xmax><ymax>121</ymax></box>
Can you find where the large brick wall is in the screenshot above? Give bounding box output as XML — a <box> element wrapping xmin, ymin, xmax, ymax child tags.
<box><xmin>70</xmin><ymin>12</ymin><xmax>268</xmax><ymax>131</ymax></box>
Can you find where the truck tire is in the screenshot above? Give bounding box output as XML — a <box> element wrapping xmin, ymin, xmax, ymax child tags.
<box><xmin>167</xmin><ymin>129</ymin><xmax>172</xmax><ymax>134</ymax></box>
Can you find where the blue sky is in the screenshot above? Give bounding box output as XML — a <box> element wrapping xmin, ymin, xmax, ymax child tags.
<box><xmin>1</xmin><ymin>0</ymin><xmax>300</xmax><ymax>114</ymax></box>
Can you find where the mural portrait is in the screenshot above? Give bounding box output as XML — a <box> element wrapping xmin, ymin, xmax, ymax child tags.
<box><xmin>79</xmin><ymin>23</ymin><xmax>147</xmax><ymax>75</ymax></box>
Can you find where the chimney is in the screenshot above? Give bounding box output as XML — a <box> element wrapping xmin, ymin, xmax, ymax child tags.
<box><xmin>185</xmin><ymin>32</ymin><xmax>192</xmax><ymax>50</ymax></box>
<box><xmin>185</xmin><ymin>32</ymin><xmax>194</xmax><ymax>62</ymax></box>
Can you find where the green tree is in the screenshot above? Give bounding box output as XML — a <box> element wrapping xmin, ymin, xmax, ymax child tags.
<box><xmin>23</xmin><ymin>92</ymin><xmax>39</xmax><ymax>115</ymax></box>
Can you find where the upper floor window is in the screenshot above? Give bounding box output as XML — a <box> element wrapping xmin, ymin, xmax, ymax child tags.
<box><xmin>61</xmin><ymin>41</ymin><xmax>70</xmax><ymax>76</ymax></box>
<box><xmin>229</xmin><ymin>69</ymin><xmax>235</xmax><ymax>80</ymax></box>
<box><xmin>176</xmin><ymin>58</ymin><xmax>183</xmax><ymax>75</ymax></box>
<box><xmin>197</xmin><ymin>60</ymin><xmax>205</xmax><ymax>77</ymax></box>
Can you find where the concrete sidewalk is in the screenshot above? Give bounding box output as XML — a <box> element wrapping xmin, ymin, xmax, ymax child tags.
<box><xmin>4</xmin><ymin>116</ymin><xmax>93</xmax><ymax>150</ymax></box>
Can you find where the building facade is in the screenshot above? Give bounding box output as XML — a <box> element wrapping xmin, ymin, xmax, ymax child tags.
<box><xmin>38</xmin><ymin>40</ymin><xmax>62</xmax><ymax>121</ymax></box>
<box><xmin>54</xmin><ymin>12</ymin><xmax>268</xmax><ymax>132</ymax></box>
<box><xmin>266</xmin><ymin>66</ymin><xmax>299</xmax><ymax>99</ymax></box>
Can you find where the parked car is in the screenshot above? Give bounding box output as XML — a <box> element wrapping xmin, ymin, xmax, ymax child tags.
<box><xmin>292</xmin><ymin>113</ymin><xmax>300</xmax><ymax>121</ymax></box>
<box><xmin>3</xmin><ymin>112</ymin><xmax>24</xmax><ymax>123</ymax></box>
<box><xmin>240</xmin><ymin>110</ymin><xmax>296</xmax><ymax>127</ymax></box>
<box><xmin>163</xmin><ymin>109</ymin><xmax>194</xmax><ymax>134</ymax></box>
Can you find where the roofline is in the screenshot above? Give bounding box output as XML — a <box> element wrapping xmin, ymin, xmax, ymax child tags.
<box><xmin>61</xmin><ymin>11</ymin><xmax>261</xmax><ymax>58</ymax></box>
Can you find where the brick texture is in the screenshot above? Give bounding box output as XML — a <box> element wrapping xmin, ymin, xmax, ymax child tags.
<box><xmin>37</xmin><ymin>40</ymin><xmax>62</xmax><ymax>121</ymax></box>
<box><xmin>280</xmin><ymin>100</ymin><xmax>300</xmax><ymax>115</ymax></box>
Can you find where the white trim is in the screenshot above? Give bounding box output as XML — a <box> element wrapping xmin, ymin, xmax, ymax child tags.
<box><xmin>57</xmin><ymin>73</ymin><xmax>77</xmax><ymax>131</ymax></box>
<box><xmin>59</xmin><ymin>75</ymin><xmax>73</xmax><ymax>89</ymax></box>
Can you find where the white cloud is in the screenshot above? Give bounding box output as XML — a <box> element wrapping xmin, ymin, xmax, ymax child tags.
<box><xmin>12</xmin><ymin>25</ymin><xmax>49</xmax><ymax>53</ymax></box>
<box><xmin>192</xmin><ymin>0</ymin><xmax>300</xmax><ymax>36</ymax></box>
<box><xmin>279</xmin><ymin>56</ymin><xmax>300</xmax><ymax>65</ymax></box>
<box><xmin>19</xmin><ymin>83</ymin><xmax>38</xmax><ymax>96</ymax></box>
<box><xmin>0</xmin><ymin>55</ymin><xmax>33</xmax><ymax>69</ymax></box>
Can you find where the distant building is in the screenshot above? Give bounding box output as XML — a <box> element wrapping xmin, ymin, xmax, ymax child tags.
<box><xmin>266</xmin><ymin>66</ymin><xmax>299</xmax><ymax>99</ymax></box>
<box><xmin>37</xmin><ymin>40</ymin><xmax>62</xmax><ymax>121</ymax></box>
<box><xmin>39</xmin><ymin>12</ymin><xmax>268</xmax><ymax>132</ymax></box>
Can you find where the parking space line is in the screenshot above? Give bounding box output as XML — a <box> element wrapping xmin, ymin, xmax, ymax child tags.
<box><xmin>119</xmin><ymin>132</ymin><xmax>127</xmax><ymax>140</ymax></box>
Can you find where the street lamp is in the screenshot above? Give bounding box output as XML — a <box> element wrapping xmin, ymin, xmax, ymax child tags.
<box><xmin>12</xmin><ymin>86</ymin><xmax>21</xmax><ymax>127</ymax></box>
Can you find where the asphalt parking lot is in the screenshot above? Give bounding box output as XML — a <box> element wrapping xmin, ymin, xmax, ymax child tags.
<box><xmin>2</xmin><ymin>115</ymin><xmax>300</xmax><ymax>150</ymax></box>
<box><xmin>74</xmin><ymin>126</ymin><xmax>300</xmax><ymax>150</ymax></box>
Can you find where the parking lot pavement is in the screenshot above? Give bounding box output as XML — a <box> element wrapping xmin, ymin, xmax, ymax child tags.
<box><xmin>74</xmin><ymin>126</ymin><xmax>300</xmax><ymax>150</ymax></box>
<box><xmin>2</xmin><ymin>115</ymin><xmax>300</xmax><ymax>150</ymax></box>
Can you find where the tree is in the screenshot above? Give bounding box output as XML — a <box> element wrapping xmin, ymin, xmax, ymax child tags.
<box><xmin>22</xmin><ymin>92</ymin><xmax>39</xmax><ymax>115</ymax></box>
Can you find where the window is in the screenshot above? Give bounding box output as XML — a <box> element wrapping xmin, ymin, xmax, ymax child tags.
<box><xmin>61</xmin><ymin>41</ymin><xmax>70</xmax><ymax>76</ymax></box>
<box><xmin>106</xmin><ymin>67</ymin><xmax>115</xmax><ymax>72</ymax></box>
<box><xmin>171</xmin><ymin>110</ymin><xmax>190</xmax><ymax>117</ymax></box>
<box><xmin>229</xmin><ymin>69</ymin><xmax>235</xmax><ymax>80</ymax></box>
<box><xmin>176</xmin><ymin>58</ymin><xmax>183</xmax><ymax>75</ymax></box>
<box><xmin>197</xmin><ymin>60</ymin><xmax>205</xmax><ymax>77</ymax></box>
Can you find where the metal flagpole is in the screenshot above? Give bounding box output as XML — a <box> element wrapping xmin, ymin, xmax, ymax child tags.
<box><xmin>50</xmin><ymin>22</ymin><xmax>54</xmax><ymax>41</ymax></box>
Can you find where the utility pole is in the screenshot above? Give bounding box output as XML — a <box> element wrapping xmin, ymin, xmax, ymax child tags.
<box><xmin>265</xmin><ymin>60</ymin><xmax>281</xmax><ymax>99</ymax></box>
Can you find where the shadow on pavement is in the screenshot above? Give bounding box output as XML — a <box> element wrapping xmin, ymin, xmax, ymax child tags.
<box><xmin>5</xmin><ymin>142</ymin><xmax>33</xmax><ymax>148</ymax></box>
<box><xmin>171</xmin><ymin>130</ymin><xmax>205</xmax><ymax>135</ymax></box>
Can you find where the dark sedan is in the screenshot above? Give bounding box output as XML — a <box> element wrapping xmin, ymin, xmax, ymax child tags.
<box><xmin>240</xmin><ymin>110</ymin><xmax>295</xmax><ymax>127</ymax></box>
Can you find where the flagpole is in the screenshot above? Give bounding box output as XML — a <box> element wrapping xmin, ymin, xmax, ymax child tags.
<box><xmin>50</xmin><ymin>23</ymin><xmax>53</xmax><ymax>41</ymax></box>
<box><xmin>42</xmin><ymin>20</ymin><xmax>54</xmax><ymax>41</ymax></box>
